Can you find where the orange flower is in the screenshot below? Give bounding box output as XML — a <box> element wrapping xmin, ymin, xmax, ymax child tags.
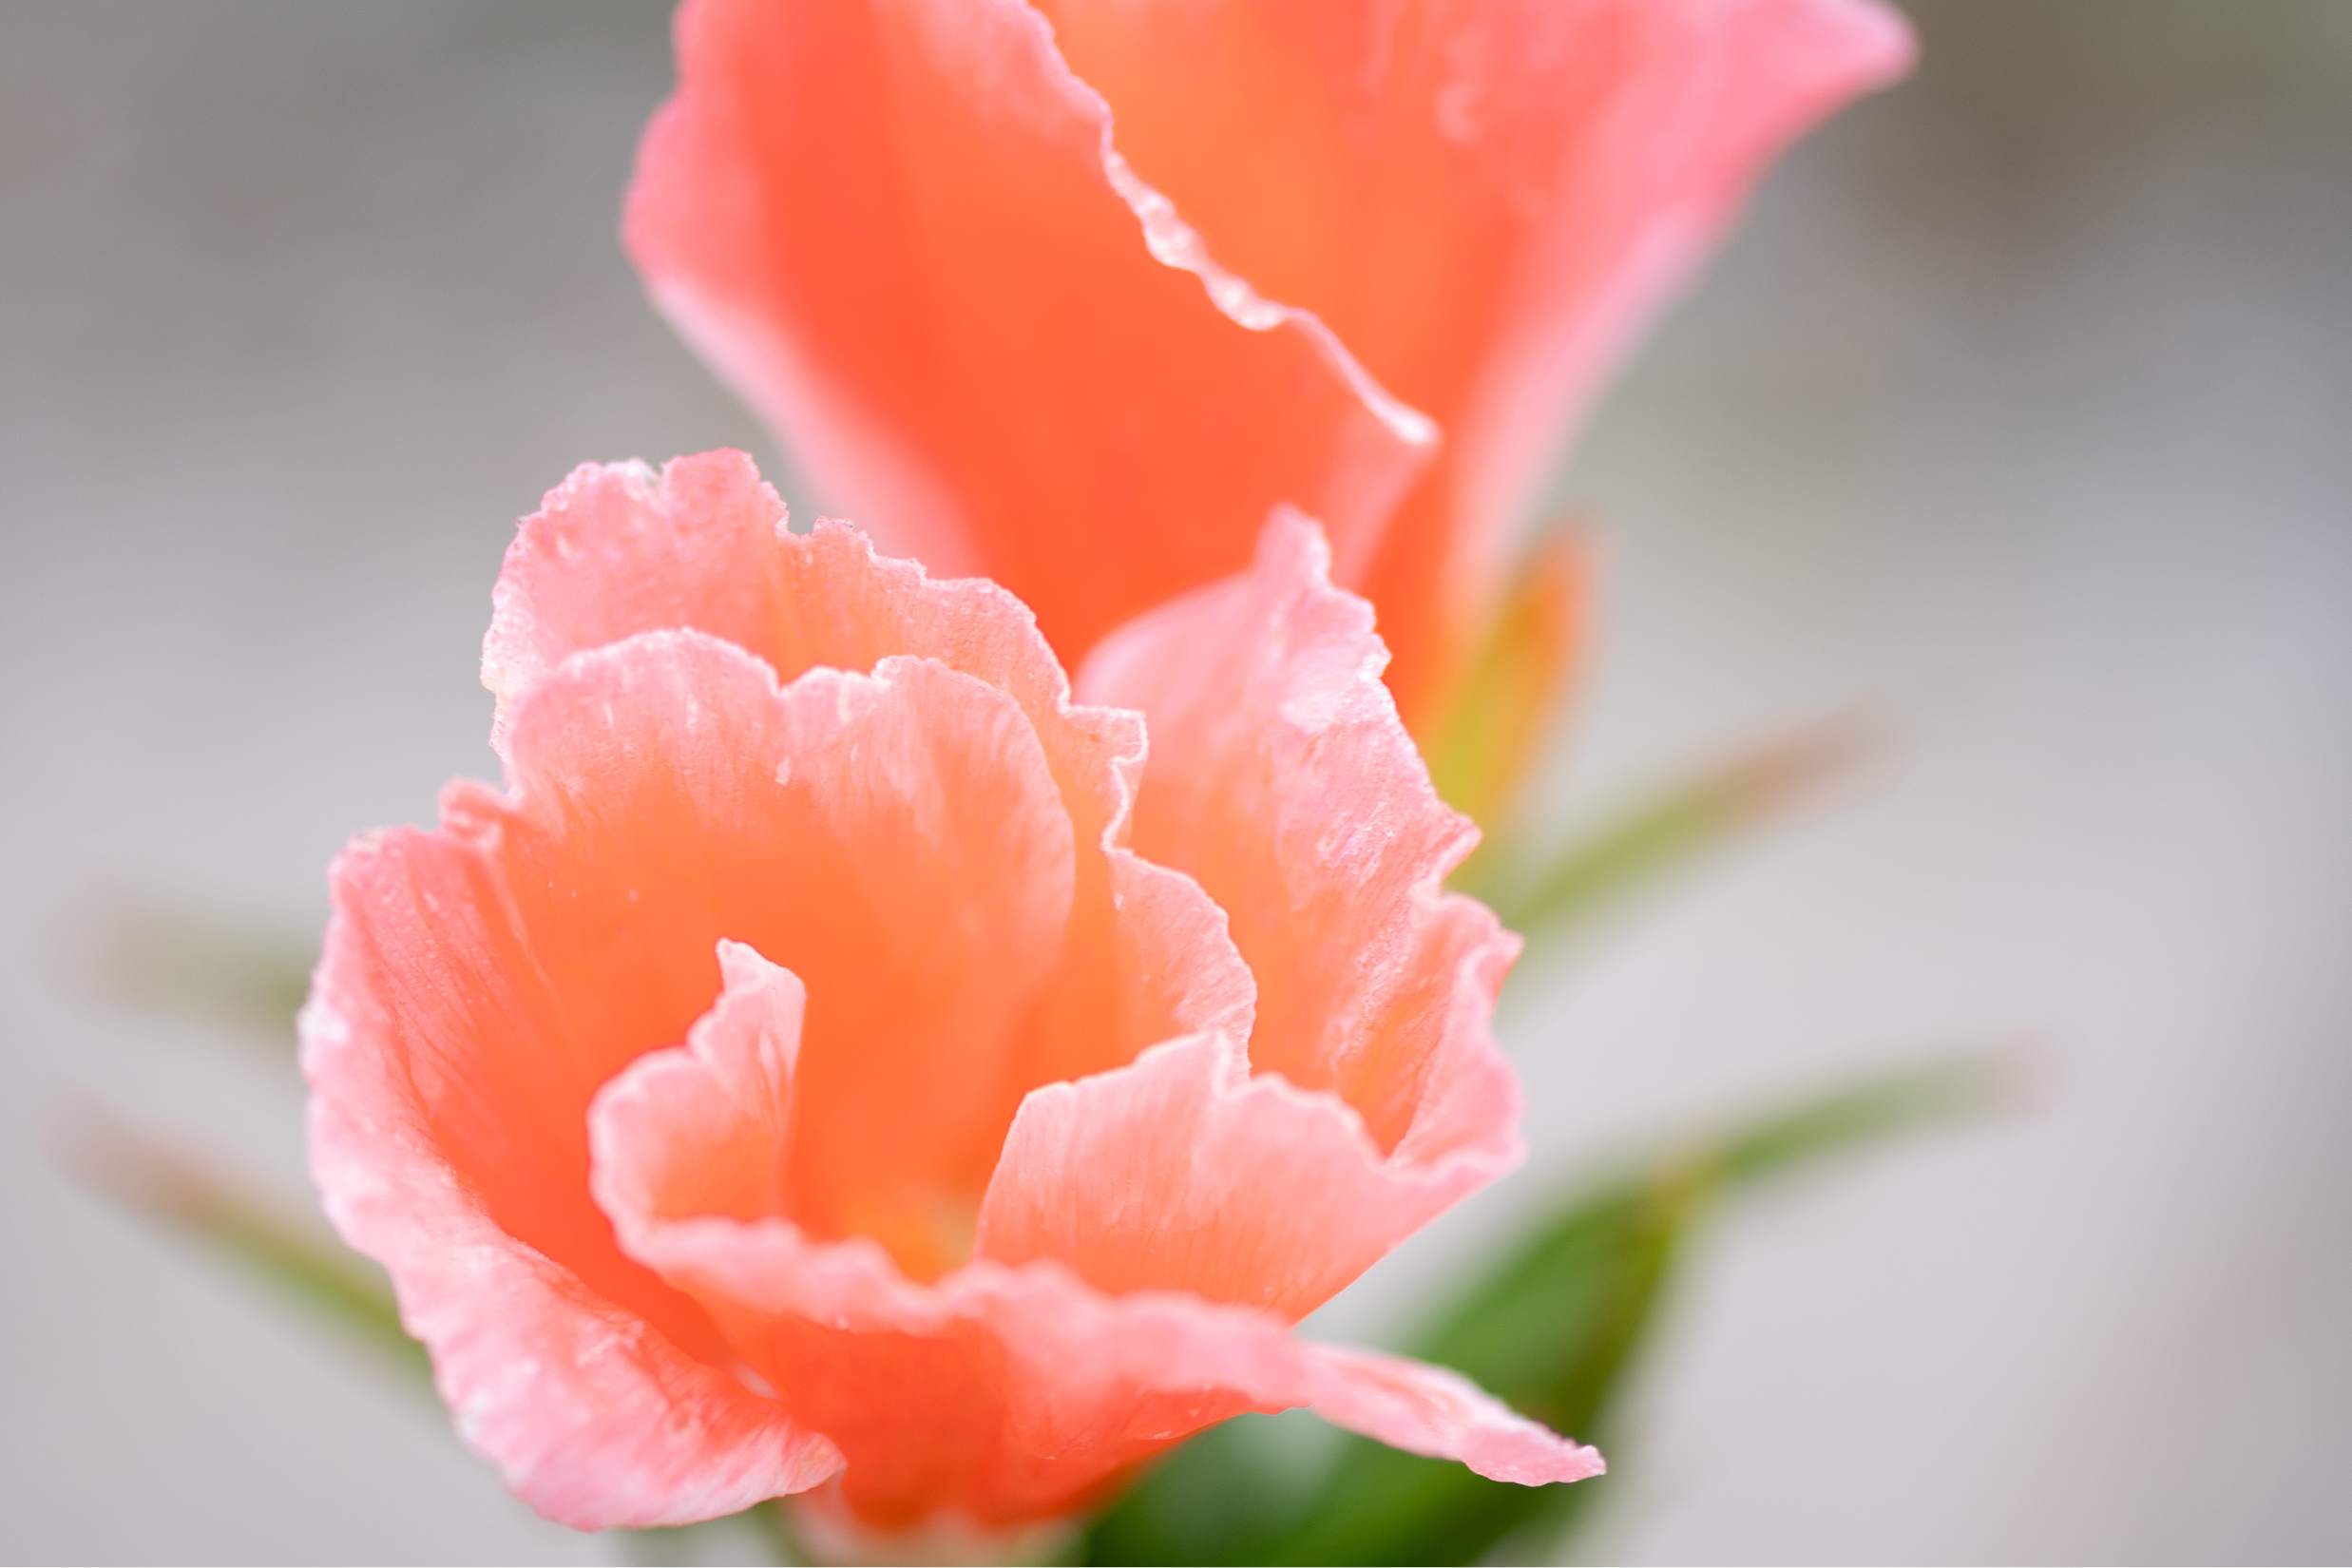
<box><xmin>303</xmin><ymin>452</ymin><xmax>1597</xmax><ymax>1530</ymax></box>
<box><xmin>625</xmin><ymin>0</ymin><xmax>1911</xmax><ymax>735</ymax></box>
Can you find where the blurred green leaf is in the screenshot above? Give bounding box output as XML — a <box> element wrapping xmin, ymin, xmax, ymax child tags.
<box><xmin>76</xmin><ymin>888</ymin><xmax>316</xmax><ymax>1041</ymax></box>
<box><xmin>1472</xmin><ymin>714</ymin><xmax>1873</xmax><ymax>945</ymax></box>
<box><xmin>67</xmin><ymin>1111</ymin><xmax>796</xmax><ymax>1563</ymax></box>
<box><xmin>1082</xmin><ymin>1049</ymin><xmax>2012</xmax><ymax>1566</ymax></box>
<box><xmin>1080</xmin><ymin>1408</ymin><xmax>1330</xmax><ymax>1565</ymax></box>
<box><xmin>64</xmin><ymin>1106</ymin><xmax>429</xmax><ymax>1383</ymax></box>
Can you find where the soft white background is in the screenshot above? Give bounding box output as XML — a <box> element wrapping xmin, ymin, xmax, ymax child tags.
<box><xmin>4</xmin><ymin>2</ymin><xmax>2346</xmax><ymax>1560</ymax></box>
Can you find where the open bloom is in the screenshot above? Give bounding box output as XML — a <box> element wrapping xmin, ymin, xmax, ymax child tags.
<box><xmin>626</xmin><ymin>0</ymin><xmax>1911</xmax><ymax>737</ymax></box>
<box><xmin>302</xmin><ymin>450</ymin><xmax>1599</xmax><ymax>1531</ymax></box>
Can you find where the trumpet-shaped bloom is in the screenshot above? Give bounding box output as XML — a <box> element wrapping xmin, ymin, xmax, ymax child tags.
<box><xmin>303</xmin><ymin>451</ymin><xmax>1599</xmax><ymax>1530</ymax></box>
<box><xmin>626</xmin><ymin>0</ymin><xmax>1911</xmax><ymax>730</ymax></box>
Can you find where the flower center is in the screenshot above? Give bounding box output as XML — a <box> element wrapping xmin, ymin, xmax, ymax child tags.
<box><xmin>840</xmin><ymin>1191</ymin><xmax>980</xmax><ymax>1284</ymax></box>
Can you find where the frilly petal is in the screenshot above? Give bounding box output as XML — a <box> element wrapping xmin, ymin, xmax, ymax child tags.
<box><xmin>590</xmin><ymin>1025</ymin><xmax>1598</xmax><ymax>1527</ymax></box>
<box><xmin>481</xmin><ymin>448</ymin><xmax>1255</xmax><ymax>1128</ymax></box>
<box><xmin>483</xmin><ymin>449</ymin><xmax>787</xmax><ymax>757</ymax></box>
<box><xmin>1079</xmin><ymin>512</ymin><xmax>1523</xmax><ymax>1233</ymax></box>
<box><xmin>485</xmin><ymin>451</ymin><xmax>1130</xmax><ymax>843</ymax></box>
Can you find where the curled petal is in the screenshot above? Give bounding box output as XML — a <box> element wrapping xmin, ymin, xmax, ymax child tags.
<box><xmin>1287</xmin><ymin>1344</ymin><xmax>1606</xmax><ymax>1486</ymax></box>
<box><xmin>607</xmin><ymin>940</ymin><xmax>810</xmax><ymax>1226</ymax></box>
<box><xmin>624</xmin><ymin>0</ymin><xmax>1432</xmax><ymax>666</ymax></box>
<box><xmin>591</xmin><ymin>1022</ymin><xmax>1598</xmax><ymax>1527</ymax></box>
<box><xmin>1080</xmin><ymin>512</ymin><xmax>1522</xmax><ymax>1256</ymax></box>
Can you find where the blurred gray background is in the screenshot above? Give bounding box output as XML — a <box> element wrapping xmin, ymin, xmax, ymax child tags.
<box><xmin>4</xmin><ymin>1</ymin><xmax>2348</xmax><ymax>1560</ymax></box>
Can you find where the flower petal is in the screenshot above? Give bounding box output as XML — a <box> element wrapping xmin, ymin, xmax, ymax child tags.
<box><xmin>303</xmin><ymin>841</ymin><xmax>839</xmax><ymax>1529</ymax></box>
<box><xmin>482</xmin><ymin>450</ymin><xmax>791</xmax><ymax>759</ymax></box>
<box><xmin>624</xmin><ymin>0</ymin><xmax>1432</xmax><ymax>667</ymax></box>
<box><xmin>1079</xmin><ymin>513</ymin><xmax>1522</xmax><ymax>1201</ymax></box>
<box><xmin>974</xmin><ymin>1032</ymin><xmax>1482</xmax><ymax>1320</ymax></box>
<box><xmin>482</xmin><ymin>449</ymin><xmax>1255</xmax><ymax>1125</ymax></box>
<box><xmin>1283</xmin><ymin>1343</ymin><xmax>1606</xmax><ymax>1487</ymax></box>
<box><xmin>603</xmin><ymin>940</ymin><xmax>810</xmax><ymax>1227</ymax></box>
<box><xmin>1032</xmin><ymin>0</ymin><xmax>1915</xmax><ymax>721</ymax></box>
<box><xmin>591</xmin><ymin>1030</ymin><xmax>1599</xmax><ymax>1528</ymax></box>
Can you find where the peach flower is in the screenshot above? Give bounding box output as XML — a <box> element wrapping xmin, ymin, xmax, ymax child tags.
<box><xmin>301</xmin><ymin>450</ymin><xmax>1600</xmax><ymax>1532</ymax></box>
<box><xmin>625</xmin><ymin>0</ymin><xmax>1912</xmax><ymax>735</ymax></box>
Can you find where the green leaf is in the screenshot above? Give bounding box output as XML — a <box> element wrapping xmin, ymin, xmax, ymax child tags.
<box><xmin>1080</xmin><ymin>1409</ymin><xmax>1331</xmax><ymax>1565</ymax></box>
<box><xmin>1082</xmin><ymin>1049</ymin><xmax>2012</xmax><ymax>1565</ymax></box>
<box><xmin>1471</xmin><ymin>714</ymin><xmax>1873</xmax><ymax>945</ymax></box>
<box><xmin>64</xmin><ymin>1105</ymin><xmax>430</xmax><ymax>1384</ymax></box>
<box><xmin>1255</xmin><ymin>1185</ymin><xmax>1688</xmax><ymax>1566</ymax></box>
